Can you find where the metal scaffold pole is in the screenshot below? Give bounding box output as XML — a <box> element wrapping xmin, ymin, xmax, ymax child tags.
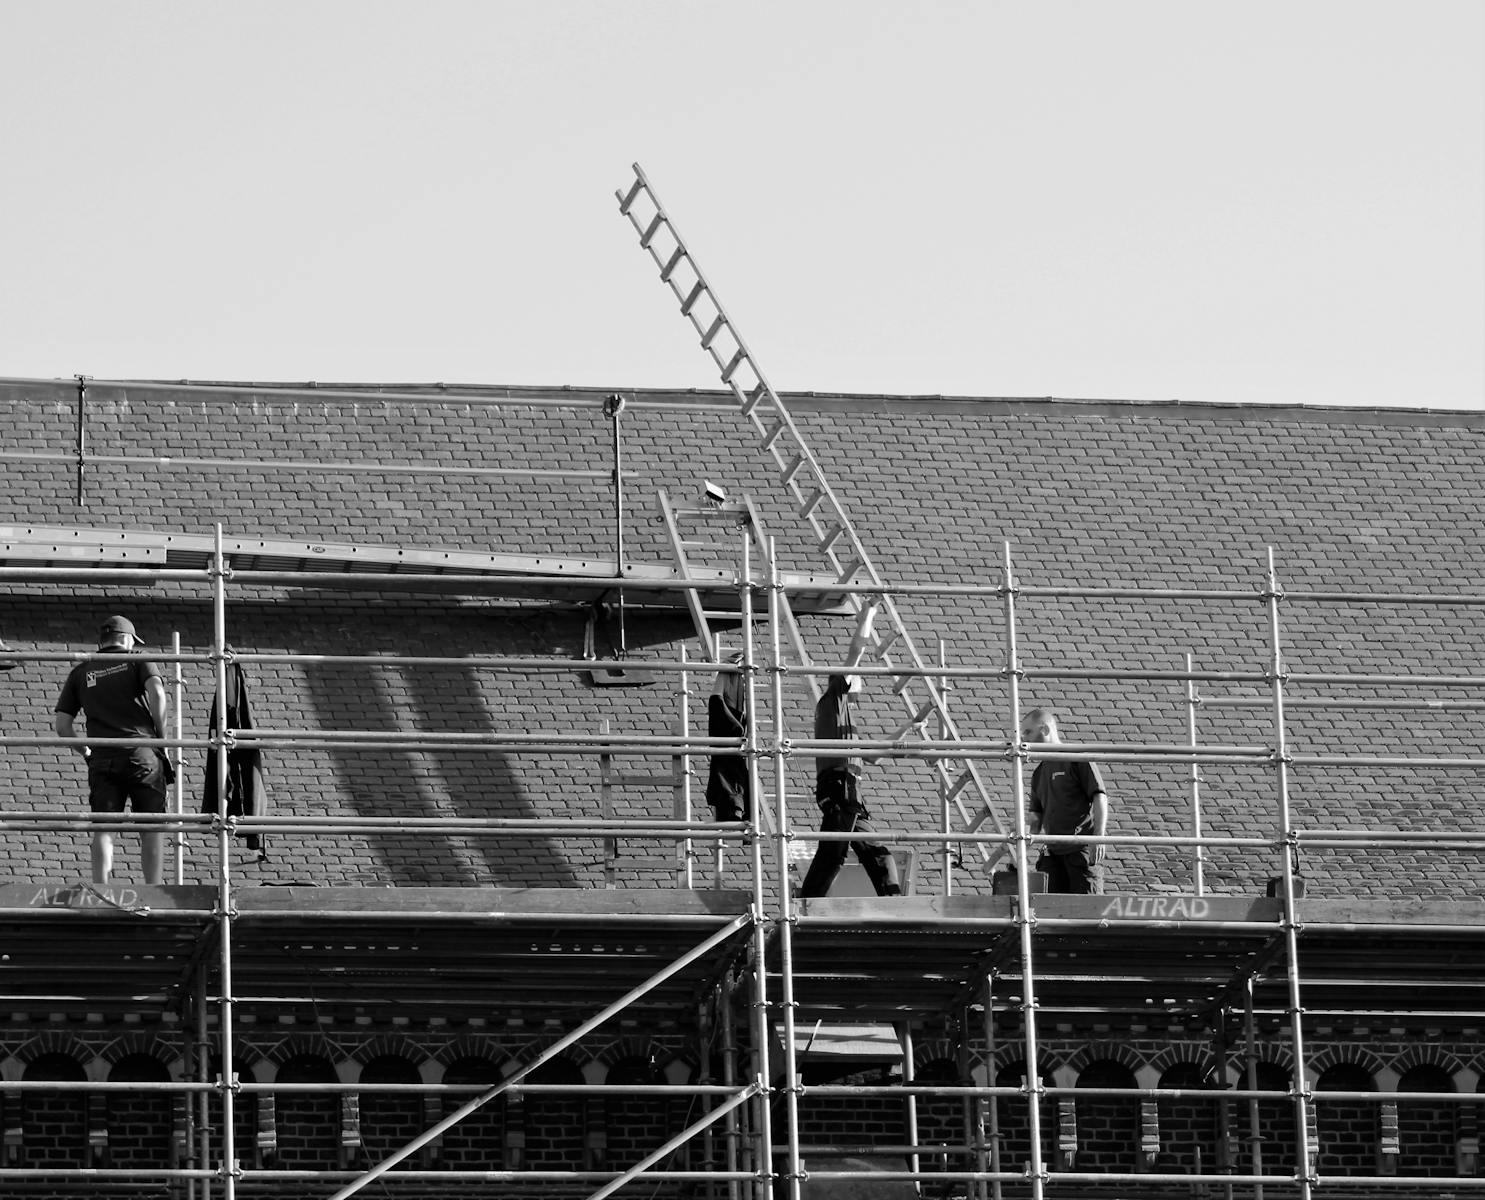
<box><xmin>1001</xmin><ymin>541</ymin><xmax>1048</xmax><ymax>1200</ymax></box>
<box><xmin>212</xmin><ymin>524</ymin><xmax>239</xmax><ymax>1200</ymax></box>
<box><xmin>1265</xmin><ymin>548</ymin><xmax>1314</xmax><ymax>1200</ymax></box>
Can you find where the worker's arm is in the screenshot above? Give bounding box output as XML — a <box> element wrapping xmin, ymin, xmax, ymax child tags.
<box><xmin>55</xmin><ymin>711</ymin><xmax>88</xmax><ymax>756</ymax></box>
<box><xmin>841</xmin><ymin>597</ymin><xmax>880</xmax><ymax>687</ymax></box>
<box><xmin>144</xmin><ymin>676</ymin><xmax>168</xmax><ymax>740</ymax></box>
<box><xmin>1090</xmin><ymin>791</ymin><xmax>1108</xmax><ymax>863</ymax></box>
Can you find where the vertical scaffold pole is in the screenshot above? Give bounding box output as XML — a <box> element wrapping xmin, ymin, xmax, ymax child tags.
<box><xmin>195</xmin><ymin>968</ymin><xmax>211</xmax><ymax>1200</ymax></box>
<box><xmin>1264</xmin><ymin>548</ymin><xmax>1314</xmax><ymax>1200</ymax></box>
<box><xmin>939</xmin><ymin>637</ymin><xmax>954</xmax><ymax>896</ymax></box>
<box><xmin>678</xmin><ymin>642</ymin><xmax>695</xmax><ymax>889</ymax></box>
<box><xmin>743</xmin><ymin>533</ymin><xmax>777</xmax><ymax>1200</ymax></box>
<box><xmin>211</xmin><ymin>525</ymin><xmax>239</xmax><ymax>1200</ymax></box>
<box><xmin>1001</xmin><ymin>542</ymin><xmax>1047</xmax><ymax>1200</ymax></box>
<box><xmin>983</xmin><ymin>977</ymin><xmax>1001</xmax><ymax>1200</ymax></box>
<box><xmin>604</xmin><ymin>393</ymin><xmax>629</xmax><ymax>657</ymax></box>
<box><xmin>1185</xmin><ymin>652</ymin><xmax>1206</xmax><ymax>896</ymax></box>
<box><xmin>766</xmin><ymin>536</ymin><xmax>804</xmax><ymax>1200</ymax></box>
<box><xmin>173</xmin><ymin>631</ymin><xmax>186</xmax><ymax>884</ymax></box>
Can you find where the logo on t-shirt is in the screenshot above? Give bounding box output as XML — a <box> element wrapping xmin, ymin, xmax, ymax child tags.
<box><xmin>85</xmin><ymin>663</ymin><xmax>132</xmax><ymax>689</ymax></box>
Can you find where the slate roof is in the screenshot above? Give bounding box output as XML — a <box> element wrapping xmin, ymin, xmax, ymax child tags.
<box><xmin>2</xmin><ymin>378</ymin><xmax>1482</xmax><ymax>900</ymax></box>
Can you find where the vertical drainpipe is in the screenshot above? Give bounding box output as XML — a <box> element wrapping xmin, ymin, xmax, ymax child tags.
<box><xmin>75</xmin><ymin>375</ymin><xmax>89</xmax><ymax>504</ymax></box>
<box><xmin>604</xmin><ymin>394</ymin><xmax>628</xmax><ymax>657</ymax></box>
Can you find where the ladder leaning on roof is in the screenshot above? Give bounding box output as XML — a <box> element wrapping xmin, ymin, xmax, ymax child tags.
<box><xmin>618</xmin><ymin>163</ymin><xmax>1008</xmax><ymax>871</ymax></box>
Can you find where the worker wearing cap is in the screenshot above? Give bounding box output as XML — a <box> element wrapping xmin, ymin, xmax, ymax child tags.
<box><xmin>705</xmin><ymin>651</ymin><xmax>751</xmax><ymax>822</ymax></box>
<box><xmin>54</xmin><ymin>615</ymin><xmax>169</xmax><ymax>885</ymax></box>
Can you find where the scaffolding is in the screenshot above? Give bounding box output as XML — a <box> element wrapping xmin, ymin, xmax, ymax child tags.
<box><xmin>0</xmin><ymin>474</ymin><xmax>1483</xmax><ymax>1197</ymax></box>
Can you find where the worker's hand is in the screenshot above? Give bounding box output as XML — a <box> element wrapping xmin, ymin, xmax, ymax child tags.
<box><xmin>1093</xmin><ymin>842</ymin><xmax>1107</xmax><ymax>864</ymax></box>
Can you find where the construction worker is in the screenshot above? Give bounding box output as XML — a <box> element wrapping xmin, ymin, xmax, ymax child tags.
<box><xmin>54</xmin><ymin>615</ymin><xmax>169</xmax><ymax>885</ymax></box>
<box><xmin>799</xmin><ymin>597</ymin><xmax>902</xmax><ymax>898</ymax></box>
<box><xmin>1023</xmin><ymin>706</ymin><xmax>1110</xmax><ymax>894</ymax></box>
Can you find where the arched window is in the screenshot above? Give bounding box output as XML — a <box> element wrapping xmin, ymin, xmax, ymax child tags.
<box><xmin>21</xmin><ymin>1052</ymin><xmax>88</xmax><ymax>1169</ymax></box>
<box><xmin>1076</xmin><ymin>1059</ymin><xmax>1139</xmax><ymax>1174</ymax></box>
<box><xmin>1240</xmin><ymin>1061</ymin><xmax>1298</xmax><ymax>1178</ymax></box>
<box><xmin>107</xmin><ymin>1053</ymin><xmax>172</xmax><ymax>1169</ymax></box>
<box><xmin>440</xmin><ymin>1056</ymin><xmax>504</xmax><ymax>1171</ymax></box>
<box><xmin>275</xmin><ymin>1053</ymin><xmax>339</xmax><ymax>1170</ymax></box>
<box><xmin>521</xmin><ymin>1058</ymin><xmax>585</xmax><ymax>1171</ymax></box>
<box><xmin>913</xmin><ymin>1058</ymin><xmax>966</xmax><ymax>1183</ymax></box>
<box><xmin>1314</xmin><ymin>1062</ymin><xmax>1376</xmax><ymax>1178</ymax></box>
<box><xmin>358</xmin><ymin>1055</ymin><xmax>421</xmax><ymax>1172</ymax></box>
<box><xmin>1397</xmin><ymin>1063</ymin><xmax>1455</xmax><ymax>1178</ymax></box>
<box><xmin>992</xmin><ymin>1060</ymin><xmax>1054</xmax><ymax>1177</ymax></box>
<box><xmin>1156</xmin><ymin>1061</ymin><xmax>1219</xmax><ymax>1175</ymax></box>
<box><xmin>606</xmin><ymin>1055</ymin><xmax>669</xmax><ymax>1173</ymax></box>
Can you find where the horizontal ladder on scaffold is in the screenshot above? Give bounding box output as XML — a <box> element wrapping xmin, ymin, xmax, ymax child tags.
<box><xmin>618</xmin><ymin>162</ymin><xmax>1007</xmax><ymax>869</ymax></box>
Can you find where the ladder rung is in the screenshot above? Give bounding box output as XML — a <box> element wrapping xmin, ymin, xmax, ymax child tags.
<box><xmin>701</xmin><ymin>314</ymin><xmax>728</xmax><ymax>349</ymax></box>
<box><xmin>617</xmin><ymin>177</ymin><xmax>644</xmax><ymax>215</ymax></box>
<box><xmin>837</xmin><ymin>557</ymin><xmax>864</xmax><ymax>583</ymax></box>
<box><xmin>963</xmin><ymin>807</ymin><xmax>995</xmax><ymax>835</ymax></box>
<box><xmin>780</xmin><ymin>453</ymin><xmax>806</xmax><ymax>486</ymax></box>
<box><xmin>875</xmin><ymin>629</ymin><xmax>903</xmax><ymax>657</ymax></box>
<box><xmin>819</xmin><ymin>524</ymin><xmax>844</xmax><ymax>553</ymax></box>
<box><xmin>641</xmin><ymin>212</ymin><xmax>666</xmax><ymax>249</ymax></box>
<box><xmin>944</xmin><ymin>769</ymin><xmax>975</xmax><ymax>803</ymax></box>
<box><xmin>760</xmin><ymin>420</ymin><xmax>786</xmax><ymax>450</ymax></box>
<box><xmin>799</xmin><ymin>488</ymin><xmax>824</xmax><ymax>518</ymax></box>
<box><xmin>680</xmin><ymin>281</ymin><xmax>707</xmax><ymax>316</ymax></box>
<box><xmin>721</xmin><ymin>348</ymin><xmax>747</xmax><ymax>382</ymax></box>
<box><xmin>742</xmin><ymin>382</ymin><xmax>769</xmax><ymax>417</ymax></box>
<box><xmin>660</xmin><ymin>246</ymin><xmax>687</xmax><ymax>282</ymax></box>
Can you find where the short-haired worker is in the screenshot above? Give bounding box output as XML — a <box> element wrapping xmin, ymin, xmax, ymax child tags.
<box><xmin>55</xmin><ymin>615</ymin><xmax>169</xmax><ymax>885</ymax></box>
<box><xmin>1023</xmin><ymin>707</ymin><xmax>1109</xmax><ymax>895</ymax></box>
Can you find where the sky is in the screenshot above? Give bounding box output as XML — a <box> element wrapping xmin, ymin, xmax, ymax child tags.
<box><xmin>1</xmin><ymin>1</ymin><xmax>1481</xmax><ymax>411</ymax></box>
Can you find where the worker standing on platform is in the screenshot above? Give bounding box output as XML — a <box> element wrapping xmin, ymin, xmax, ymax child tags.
<box><xmin>705</xmin><ymin>651</ymin><xmax>751</xmax><ymax>822</ymax></box>
<box><xmin>54</xmin><ymin>615</ymin><xmax>169</xmax><ymax>886</ymax></box>
<box><xmin>800</xmin><ymin>598</ymin><xmax>902</xmax><ymax>898</ymax></box>
<box><xmin>1023</xmin><ymin>707</ymin><xmax>1110</xmax><ymax>894</ymax></box>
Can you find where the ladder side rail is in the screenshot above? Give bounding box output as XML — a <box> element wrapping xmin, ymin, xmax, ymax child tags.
<box><xmin>657</xmin><ymin>488</ymin><xmax>719</xmax><ymax>662</ymax></box>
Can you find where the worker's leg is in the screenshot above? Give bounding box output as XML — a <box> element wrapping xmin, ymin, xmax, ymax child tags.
<box><xmin>87</xmin><ymin>753</ymin><xmax>125</xmax><ymax>885</ymax></box>
<box><xmin>92</xmin><ymin>831</ymin><xmax>115</xmax><ymax>884</ymax></box>
<box><xmin>124</xmin><ymin>747</ymin><xmax>170</xmax><ymax>887</ymax></box>
<box><xmin>800</xmin><ymin>775</ymin><xmax>854</xmax><ymax>898</ymax></box>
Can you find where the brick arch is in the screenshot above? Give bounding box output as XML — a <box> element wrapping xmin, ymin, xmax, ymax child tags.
<box><xmin>432</xmin><ymin>1036</ymin><xmax>515</xmax><ymax>1073</ymax></box>
<box><xmin>348</xmin><ymin>1036</ymin><xmax>424</xmax><ymax>1070</ymax></box>
<box><xmin>911</xmin><ymin>1038</ymin><xmax>960</xmax><ymax>1074</ymax></box>
<box><xmin>590</xmin><ymin>1036</ymin><xmax>672</xmax><ymax>1077</ymax></box>
<box><xmin>259</xmin><ymin>1038</ymin><xmax>346</xmax><ymax>1072</ymax></box>
<box><xmin>1392</xmin><ymin>1045</ymin><xmax>1466</xmax><ymax>1078</ymax></box>
<box><xmin>14</xmin><ymin>1034</ymin><xmax>91</xmax><ymax>1072</ymax></box>
<box><xmin>505</xmin><ymin>1043</ymin><xmax>594</xmax><ymax>1080</ymax></box>
<box><xmin>1064</xmin><ymin>1040</ymin><xmax>1145</xmax><ymax>1077</ymax></box>
<box><xmin>96</xmin><ymin>1033</ymin><xmax>180</xmax><ymax>1073</ymax></box>
<box><xmin>1308</xmin><ymin>1046</ymin><xmax>1387</xmax><ymax>1080</ymax></box>
<box><xmin>1146</xmin><ymin>1043</ymin><xmax>1214</xmax><ymax>1078</ymax></box>
<box><xmin>991</xmin><ymin>1046</ymin><xmax>1059</xmax><ymax>1079</ymax></box>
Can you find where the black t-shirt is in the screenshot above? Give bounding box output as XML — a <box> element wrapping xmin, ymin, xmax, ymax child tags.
<box><xmin>55</xmin><ymin>653</ymin><xmax>162</xmax><ymax>740</ymax></box>
<box><xmin>1029</xmin><ymin>758</ymin><xmax>1107</xmax><ymax>850</ymax></box>
<box><xmin>814</xmin><ymin>672</ymin><xmax>862</xmax><ymax>779</ymax></box>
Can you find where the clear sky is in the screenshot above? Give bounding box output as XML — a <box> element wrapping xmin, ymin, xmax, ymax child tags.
<box><xmin>2</xmin><ymin>1</ymin><xmax>1481</xmax><ymax>410</ymax></box>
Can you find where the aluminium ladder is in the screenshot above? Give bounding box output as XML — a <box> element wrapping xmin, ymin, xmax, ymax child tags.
<box><xmin>618</xmin><ymin>163</ymin><xmax>1008</xmax><ymax>869</ymax></box>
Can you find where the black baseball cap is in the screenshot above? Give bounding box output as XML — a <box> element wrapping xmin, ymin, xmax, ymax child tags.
<box><xmin>99</xmin><ymin>615</ymin><xmax>145</xmax><ymax>645</ymax></box>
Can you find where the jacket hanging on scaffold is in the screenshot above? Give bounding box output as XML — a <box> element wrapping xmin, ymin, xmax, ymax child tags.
<box><xmin>202</xmin><ymin>658</ymin><xmax>268</xmax><ymax>860</ymax></box>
